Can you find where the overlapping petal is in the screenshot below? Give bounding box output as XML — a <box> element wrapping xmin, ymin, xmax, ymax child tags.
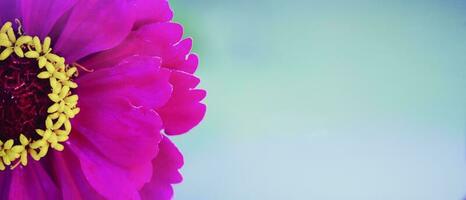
<box><xmin>0</xmin><ymin>170</ymin><xmax>11</xmax><ymax>196</ymax></box>
<box><xmin>46</xmin><ymin>150</ymin><xmax>104</xmax><ymax>200</ymax></box>
<box><xmin>20</xmin><ymin>0</ymin><xmax>78</xmax><ymax>39</ymax></box>
<box><xmin>8</xmin><ymin>161</ymin><xmax>59</xmax><ymax>199</ymax></box>
<box><xmin>159</xmin><ymin>70</ymin><xmax>206</xmax><ymax>135</ymax></box>
<box><xmin>54</xmin><ymin>0</ymin><xmax>135</xmax><ymax>62</ymax></box>
<box><xmin>77</xmin><ymin>56</ymin><xmax>172</xmax><ymax>111</ymax></box>
<box><xmin>132</xmin><ymin>0</ymin><xmax>173</xmax><ymax>28</ymax></box>
<box><xmin>80</xmin><ymin>22</ymin><xmax>206</xmax><ymax>135</ymax></box>
<box><xmin>0</xmin><ymin>0</ymin><xmax>19</xmax><ymax>23</ymax></box>
<box><xmin>82</xmin><ymin>22</ymin><xmax>198</xmax><ymax>73</ymax></box>
<box><xmin>68</xmin><ymin>138</ymin><xmax>152</xmax><ymax>200</ymax></box>
<box><xmin>0</xmin><ymin>0</ymin><xmax>205</xmax><ymax>199</ymax></box>
<box><xmin>141</xmin><ymin>136</ymin><xmax>184</xmax><ymax>200</ymax></box>
<box><xmin>68</xmin><ymin>56</ymin><xmax>171</xmax><ymax>199</ymax></box>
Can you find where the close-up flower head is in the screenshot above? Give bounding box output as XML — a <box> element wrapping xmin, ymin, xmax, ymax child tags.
<box><xmin>0</xmin><ymin>0</ymin><xmax>206</xmax><ymax>199</ymax></box>
<box><xmin>0</xmin><ymin>0</ymin><xmax>465</xmax><ymax>199</ymax></box>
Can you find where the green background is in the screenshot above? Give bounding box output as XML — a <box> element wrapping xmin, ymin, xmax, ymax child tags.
<box><xmin>171</xmin><ymin>0</ymin><xmax>466</xmax><ymax>199</ymax></box>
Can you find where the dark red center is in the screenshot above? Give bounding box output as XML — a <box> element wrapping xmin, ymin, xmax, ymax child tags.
<box><xmin>0</xmin><ymin>54</ymin><xmax>51</xmax><ymax>141</ymax></box>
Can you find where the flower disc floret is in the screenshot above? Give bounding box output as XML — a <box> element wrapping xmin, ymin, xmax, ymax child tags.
<box><xmin>0</xmin><ymin>21</ymin><xmax>80</xmax><ymax>170</ymax></box>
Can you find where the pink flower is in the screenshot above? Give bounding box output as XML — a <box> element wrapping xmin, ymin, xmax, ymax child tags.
<box><xmin>0</xmin><ymin>0</ymin><xmax>205</xmax><ymax>199</ymax></box>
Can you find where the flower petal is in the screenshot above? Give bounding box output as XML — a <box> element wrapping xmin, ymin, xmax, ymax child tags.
<box><xmin>68</xmin><ymin>136</ymin><xmax>153</xmax><ymax>200</ymax></box>
<box><xmin>140</xmin><ymin>136</ymin><xmax>183</xmax><ymax>200</ymax></box>
<box><xmin>69</xmin><ymin>101</ymin><xmax>163</xmax><ymax>199</ymax></box>
<box><xmin>54</xmin><ymin>0</ymin><xmax>134</xmax><ymax>62</ymax></box>
<box><xmin>0</xmin><ymin>0</ymin><xmax>19</xmax><ymax>23</ymax></box>
<box><xmin>0</xmin><ymin>171</ymin><xmax>12</xmax><ymax>196</ymax></box>
<box><xmin>8</xmin><ymin>161</ymin><xmax>60</xmax><ymax>199</ymax></box>
<box><xmin>74</xmin><ymin>56</ymin><xmax>170</xmax><ymax>167</ymax></box>
<box><xmin>46</xmin><ymin>150</ymin><xmax>104</xmax><ymax>200</ymax></box>
<box><xmin>70</xmin><ymin>56</ymin><xmax>171</xmax><ymax>199</ymax></box>
<box><xmin>161</xmin><ymin>38</ymin><xmax>194</xmax><ymax>71</ymax></box>
<box><xmin>158</xmin><ymin>70</ymin><xmax>206</xmax><ymax>135</ymax></box>
<box><xmin>20</xmin><ymin>0</ymin><xmax>78</xmax><ymax>38</ymax></box>
<box><xmin>82</xmin><ymin>22</ymin><xmax>198</xmax><ymax>73</ymax></box>
<box><xmin>77</xmin><ymin>56</ymin><xmax>172</xmax><ymax>110</ymax></box>
<box><xmin>132</xmin><ymin>0</ymin><xmax>173</xmax><ymax>28</ymax></box>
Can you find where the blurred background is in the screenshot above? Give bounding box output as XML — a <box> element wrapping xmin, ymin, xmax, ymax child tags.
<box><xmin>170</xmin><ymin>0</ymin><xmax>466</xmax><ymax>199</ymax></box>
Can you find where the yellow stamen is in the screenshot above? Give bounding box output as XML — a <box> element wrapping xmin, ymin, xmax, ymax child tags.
<box><xmin>0</xmin><ymin>48</ymin><xmax>13</xmax><ymax>61</ymax></box>
<box><xmin>0</xmin><ymin>22</ymin><xmax>12</xmax><ymax>33</ymax></box>
<box><xmin>0</xmin><ymin>21</ymin><xmax>80</xmax><ymax>170</ymax></box>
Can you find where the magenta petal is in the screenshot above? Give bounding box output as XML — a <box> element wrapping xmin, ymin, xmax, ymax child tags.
<box><xmin>0</xmin><ymin>0</ymin><xmax>19</xmax><ymax>23</ymax></box>
<box><xmin>179</xmin><ymin>53</ymin><xmax>199</xmax><ymax>74</ymax></box>
<box><xmin>140</xmin><ymin>136</ymin><xmax>183</xmax><ymax>200</ymax></box>
<box><xmin>0</xmin><ymin>171</ymin><xmax>11</xmax><ymax>196</ymax></box>
<box><xmin>67</xmin><ymin>56</ymin><xmax>171</xmax><ymax>199</ymax></box>
<box><xmin>68</xmin><ymin>137</ymin><xmax>153</xmax><ymax>200</ymax></box>
<box><xmin>132</xmin><ymin>0</ymin><xmax>173</xmax><ymax>28</ymax></box>
<box><xmin>48</xmin><ymin>150</ymin><xmax>104</xmax><ymax>200</ymax></box>
<box><xmin>54</xmin><ymin>0</ymin><xmax>134</xmax><ymax>62</ymax></box>
<box><xmin>77</xmin><ymin>56</ymin><xmax>172</xmax><ymax>110</ymax></box>
<box><xmin>161</xmin><ymin>38</ymin><xmax>193</xmax><ymax>69</ymax></box>
<box><xmin>82</xmin><ymin>22</ymin><xmax>183</xmax><ymax>69</ymax></box>
<box><xmin>159</xmin><ymin>70</ymin><xmax>206</xmax><ymax>135</ymax></box>
<box><xmin>8</xmin><ymin>161</ymin><xmax>59</xmax><ymax>200</ymax></box>
<box><xmin>20</xmin><ymin>0</ymin><xmax>77</xmax><ymax>39</ymax></box>
<box><xmin>82</xmin><ymin>22</ymin><xmax>197</xmax><ymax>73</ymax></box>
<box><xmin>69</xmin><ymin>99</ymin><xmax>163</xmax><ymax>198</ymax></box>
<box><xmin>73</xmin><ymin>56</ymin><xmax>170</xmax><ymax>167</ymax></box>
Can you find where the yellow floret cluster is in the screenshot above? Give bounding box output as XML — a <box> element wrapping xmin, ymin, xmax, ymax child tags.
<box><xmin>0</xmin><ymin>21</ymin><xmax>79</xmax><ymax>170</ymax></box>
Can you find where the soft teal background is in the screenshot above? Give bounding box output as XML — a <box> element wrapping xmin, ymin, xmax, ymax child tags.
<box><xmin>170</xmin><ymin>0</ymin><xmax>466</xmax><ymax>199</ymax></box>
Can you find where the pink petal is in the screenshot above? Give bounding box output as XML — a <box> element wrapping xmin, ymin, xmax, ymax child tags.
<box><xmin>54</xmin><ymin>0</ymin><xmax>134</xmax><ymax>63</ymax></box>
<box><xmin>179</xmin><ymin>53</ymin><xmax>199</xmax><ymax>74</ymax></box>
<box><xmin>69</xmin><ymin>103</ymin><xmax>163</xmax><ymax>199</ymax></box>
<box><xmin>82</xmin><ymin>22</ymin><xmax>183</xmax><ymax>68</ymax></box>
<box><xmin>158</xmin><ymin>70</ymin><xmax>206</xmax><ymax>135</ymax></box>
<box><xmin>77</xmin><ymin>56</ymin><xmax>172</xmax><ymax>110</ymax></box>
<box><xmin>46</xmin><ymin>150</ymin><xmax>104</xmax><ymax>200</ymax></box>
<box><xmin>74</xmin><ymin>56</ymin><xmax>168</xmax><ymax>167</ymax></box>
<box><xmin>8</xmin><ymin>161</ymin><xmax>59</xmax><ymax>200</ymax></box>
<box><xmin>140</xmin><ymin>136</ymin><xmax>183</xmax><ymax>200</ymax></box>
<box><xmin>161</xmin><ymin>38</ymin><xmax>194</xmax><ymax>70</ymax></box>
<box><xmin>82</xmin><ymin>22</ymin><xmax>198</xmax><ymax>73</ymax></box>
<box><xmin>0</xmin><ymin>171</ymin><xmax>12</xmax><ymax>196</ymax></box>
<box><xmin>69</xmin><ymin>56</ymin><xmax>172</xmax><ymax>199</ymax></box>
<box><xmin>132</xmin><ymin>0</ymin><xmax>173</xmax><ymax>28</ymax></box>
<box><xmin>0</xmin><ymin>0</ymin><xmax>19</xmax><ymax>23</ymax></box>
<box><xmin>20</xmin><ymin>0</ymin><xmax>77</xmax><ymax>39</ymax></box>
<box><xmin>68</xmin><ymin>137</ymin><xmax>152</xmax><ymax>200</ymax></box>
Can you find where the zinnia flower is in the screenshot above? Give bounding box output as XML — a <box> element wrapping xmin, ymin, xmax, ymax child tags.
<box><xmin>0</xmin><ymin>0</ymin><xmax>206</xmax><ymax>199</ymax></box>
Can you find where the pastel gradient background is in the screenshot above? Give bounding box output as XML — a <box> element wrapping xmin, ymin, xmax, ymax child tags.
<box><xmin>170</xmin><ymin>0</ymin><xmax>466</xmax><ymax>199</ymax></box>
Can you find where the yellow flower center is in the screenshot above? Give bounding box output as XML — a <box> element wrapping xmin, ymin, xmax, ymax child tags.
<box><xmin>0</xmin><ymin>21</ymin><xmax>79</xmax><ymax>170</ymax></box>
